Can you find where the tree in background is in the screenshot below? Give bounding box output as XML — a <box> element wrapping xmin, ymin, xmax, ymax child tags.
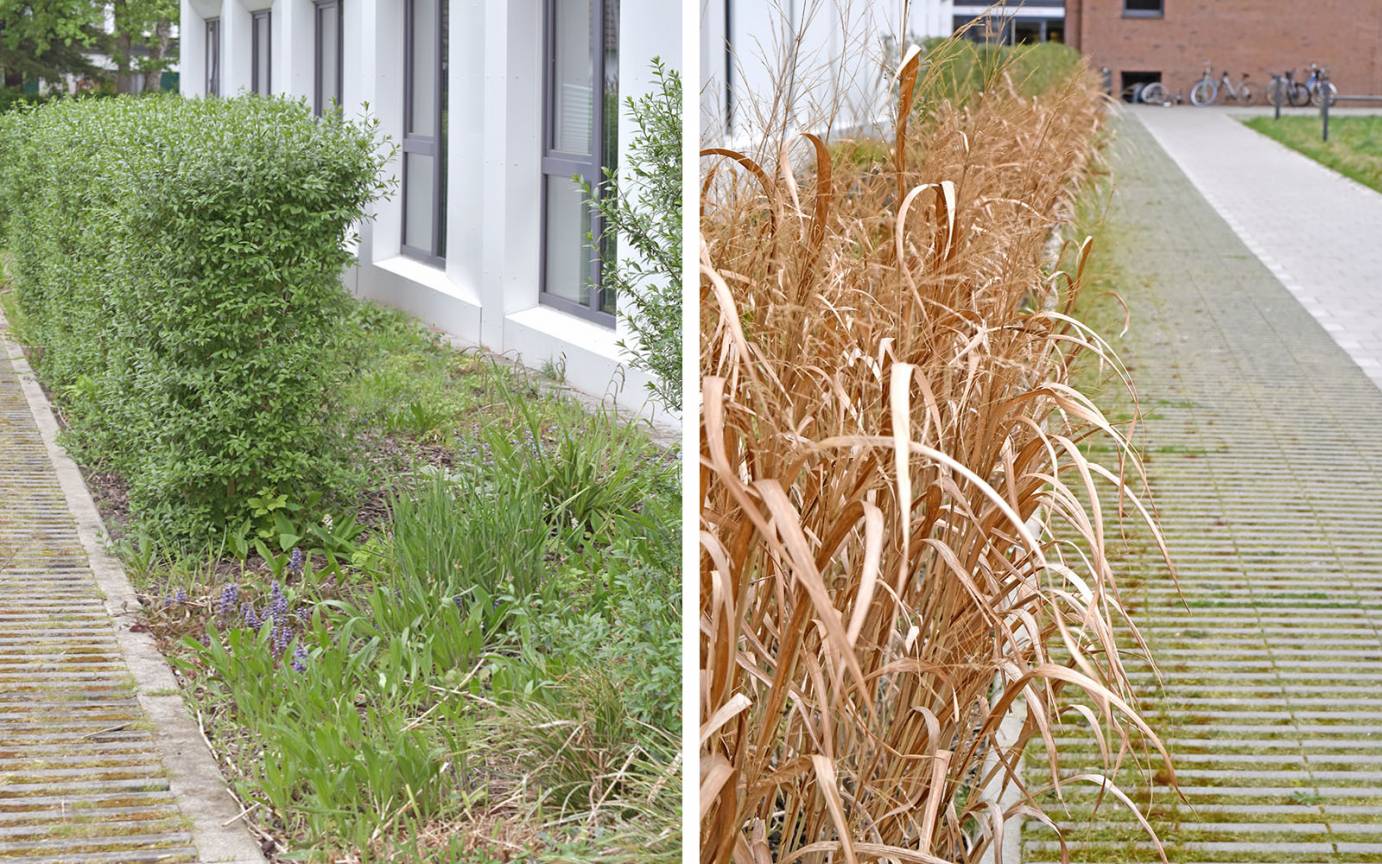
<box><xmin>109</xmin><ymin>0</ymin><xmax>176</xmax><ymax>93</ymax></box>
<box><xmin>584</xmin><ymin>58</ymin><xmax>683</xmax><ymax>413</ymax></box>
<box><xmin>0</xmin><ymin>0</ymin><xmax>104</xmax><ymax>89</ymax></box>
<box><xmin>1</xmin><ymin>0</ymin><xmax>176</xmax><ymax>96</ymax></box>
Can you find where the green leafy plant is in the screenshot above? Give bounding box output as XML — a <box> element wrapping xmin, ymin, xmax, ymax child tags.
<box><xmin>581</xmin><ymin>59</ymin><xmax>682</xmax><ymax>412</ymax></box>
<box><xmin>185</xmin><ymin>595</ymin><xmax>482</xmax><ymax>851</ymax></box>
<box><xmin>386</xmin><ymin>398</ymin><xmax>453</xmax><ymax>442</ymax></box>
<box><xmin>388</xmin><ymin>469</ymin><xmax>554</xmax><ymax>614</ymax></box>
<box><xmin>491</xmin><ymin>400</ymin><xmax>655</xmax><ymax>546</ymax></box>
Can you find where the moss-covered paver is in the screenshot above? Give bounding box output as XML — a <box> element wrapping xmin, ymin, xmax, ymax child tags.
<box><xmin>0</xmin><ymin>323</ymin><xmax>262</xmax><ymax>862</ymax></box>
<box><xmin>1025</xmin><ymin>113</ymin><xmax>1382</xmax><ymax>862</ymax></box>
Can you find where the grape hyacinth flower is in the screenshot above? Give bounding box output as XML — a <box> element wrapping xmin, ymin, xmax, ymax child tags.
<box><xmin>217</xmin><ymin>584</ymin><xmax>239</xmax><ymax>620</ymax></box>
<box><xmin>269</xmin><ymin>582</ymin><xmax>288</xmax><ymax>627</ymax></box>
<box><xmin>174</xmin><ymin>588</ymin><xmax>188</xmax><ymax>605</ymax></box>
<box><xmin>272</xmin><ymin>623</ymin><xmax>290</xmax><ymax>658</ymax></box>
<box><xmin>288</xmin><ymin>548</ymin><xmax>304</xmax><ymax>576</ymax></box>
<box><xmin>291</xmin><ymin>642</ymin><xmax>309</xmax><ymax>672</ymax></box>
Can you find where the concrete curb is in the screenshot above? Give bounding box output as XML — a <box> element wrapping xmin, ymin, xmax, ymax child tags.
<box><xmin>0</xmin><ymin>310</ymin><xmax>267</xmax><ymax>864</ymax></box>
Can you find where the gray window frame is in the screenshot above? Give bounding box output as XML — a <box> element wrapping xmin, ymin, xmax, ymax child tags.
<box><xmin>251</xmin><ymin>9</ymin><xmax>272</xmax><ymax>95</ymax></box>
<box><xmin>539</xmin><ymin>0</ymin><xmax>617</xmax><ymax>327</ymax></box>
<box><xmin>724</xmin><ymin>0</ymin><xmax>734</xmax><ymax>134</ymax></box>
<box><xmin>206</xmin><ymin>18</ymin><xmax>221</xmax><ymax>96</ymax></box>
<box><xmin>1123</xmin><ymin>0</ymin><xmax>1164</xmax><ymax>18</ymax></box>
<box><xmin>400</xmin><ymin>0</ymin><xmax>447</xmax><ymax>266</ymax></box>
<box><xmin>314</xmin><ymin>0</ymin><xmax>343</xmax><ymax>115</ymax></box>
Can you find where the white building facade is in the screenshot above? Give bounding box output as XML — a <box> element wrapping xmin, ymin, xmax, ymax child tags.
<box><xmin>699</xmin><ymin>0</ymin><xmax>954</xmax><ymax>143</ymax></box>
<box><xmin>700</xmin><ymin>1</ymin><xmax>1067</xmax><ymax>144</ymax></box>
<box><xmin>181</xmin><ymin>0</ymin><xmax>680</xmax><ymax>426</ymax></box>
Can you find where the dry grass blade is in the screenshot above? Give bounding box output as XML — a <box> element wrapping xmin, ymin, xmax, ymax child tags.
<box><xmin>700</xmin><ymin>31</ymin><xmax>1176</xmax><ymax>864</ymax></box>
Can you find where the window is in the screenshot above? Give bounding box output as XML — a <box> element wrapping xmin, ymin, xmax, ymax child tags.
<box><xmin>401</xmin><ymin>0</ymin><xmax>447</xmax><ymax>264</ymax></box>
<box><xmin>540</xmin><ymin>0</ymin><xmax>619</xmax><ymax>325</ymax></box>
<box><xmin>1013</xmin><ymin>20</ymin><xmax>1042</xmax><ymax>44</ymax></box>
<box><xmin>206</xmin><ymin>18</ymin><xmax>221</xmax><ymax>96</ymax></box>
<box><xmin>251</xmin><ymin>10</ymin><xmax>272</xmax><ymax>95</ymax></box>
<box><xmin>314</xmin><ymin>0</ymin><xmax>343</xmax><ymax>115</ymax></box>
<box><xmin>955</xmin><ymin>14</ymin><xmax>1012</xmax><ymax>44</ymax></box>
<box><xmin>1124</xmin><ymin>0</ymin><xmax>1164</xmax><ymax>17</ymax></box>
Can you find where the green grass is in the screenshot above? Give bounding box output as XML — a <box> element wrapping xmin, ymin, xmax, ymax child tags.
<box><xmin>1243</xmin><ymin>115</ymin><xmax>1382</xmax><ymax>193</ymax></box>
<box><xmin>1</xmin><ymin>264</ymin><xmax>681</xmax><ymax>862</ymax></box>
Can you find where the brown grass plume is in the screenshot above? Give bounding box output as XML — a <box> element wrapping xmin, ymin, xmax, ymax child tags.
<box><xmin>699</xmin><ymin>34</ymin><xmax>1175</xmax><ymax>864</ymax></box>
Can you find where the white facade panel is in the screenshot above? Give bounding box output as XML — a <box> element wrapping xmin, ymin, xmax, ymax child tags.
<box><xmin>701</xmin><ymin>0</ymin><xmax>954</xmax><ymax>144</ymax></box>
<box><xmin>180</xmin><ymin>0</ymin><xmax>680</xmax><ymax>429</ymax></box>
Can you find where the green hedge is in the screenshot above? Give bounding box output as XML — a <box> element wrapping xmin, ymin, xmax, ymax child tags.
<box><xmin>919</xmin><ymin>37</ymin><xmax>1083</xmax><ymax>104</ymax></box>
<box><xmin>0</xmin><ymin>95</ymin><xmax>388</xmax><ymax>545</ymax></box>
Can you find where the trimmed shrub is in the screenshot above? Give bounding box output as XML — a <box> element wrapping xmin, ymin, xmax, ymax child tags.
<box><xmin>0</xmin><ymin>95</ymin><xmax>389</xmax><ymax>545</ymax></box>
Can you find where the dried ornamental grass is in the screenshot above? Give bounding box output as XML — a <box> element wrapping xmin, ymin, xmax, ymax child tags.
<box><xmin>699</xmin><ymin>47</ymin><xmax>1176</xmax><ymax>864</ymax></box>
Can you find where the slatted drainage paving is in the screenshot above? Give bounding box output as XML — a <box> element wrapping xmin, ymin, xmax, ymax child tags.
<box><xmin>1023</xmin><ymin>113</ymin><xmax>1382</xmax><ymax>862</ymax></box>
<box><xmin>0</xmin><ymin>315</ymin><xmax>263</xmax><ymax>862</ymax></box>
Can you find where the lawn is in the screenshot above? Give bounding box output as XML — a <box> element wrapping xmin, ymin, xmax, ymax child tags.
<box><xmin>1243</xmin><ymin>115</ymin><xmax>1382</xmax><ymax>193</ymax></box>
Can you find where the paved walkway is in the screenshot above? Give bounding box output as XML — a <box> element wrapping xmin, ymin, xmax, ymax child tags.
<box><xmin>1025</xmin><ymin>113</ymin><xmax>1382</xmax><ymax>861</ymax></box>
<box><xmin>1131</xmin><ymin>105</ymin><xmax>1382</xmax><ymax>392</ymax></box>
<box><xmin>0</xmin><ymin>319</ymin><xmax>262</xmax><ymax>862</ymax></box>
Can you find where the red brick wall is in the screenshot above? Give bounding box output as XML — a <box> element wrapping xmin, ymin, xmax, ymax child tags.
<box><xmin>1066</xmin><ymin>0</ymin><xmax>1382</xmax><ymax>102</ymax></box>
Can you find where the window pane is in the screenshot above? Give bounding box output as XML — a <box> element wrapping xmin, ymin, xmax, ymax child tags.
<box><xmin>404</xmin><ymin>153</ymin><xmax>435</xmax><ymax>252</ymax></box>
<box><xmin>318</xmin><ymin>3</ymin><xmax>340</xmax><ymax>112</ymax></box>
<box><xmin>543</xmin><ymin>175</ymin><xmax>593</xmax><ymax>306</ymax></box>
<box><xmin>553</xmin><ymin>0</ymin><xmax>594</xmax><ymax>155</ymax></box>
<box><xmin>206</xmin><ymin>20</ymin><xmax>220</xmax><ymax>96</ymax></box>
<box><xmin>254</xmin><ymin>14</ymin><xmax>271</xmax><ymax>94</ymax></box>
<box><xmin>409</xmin><ymin>0</ymin><xmax>436</xmax><ymax>136</ymax></box>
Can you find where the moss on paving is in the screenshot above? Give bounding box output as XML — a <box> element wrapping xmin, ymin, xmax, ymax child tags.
<box><xmin>1024</xmin><ymin>114</ymin><xmax>1382</xmax><ymax>861</ymax></box>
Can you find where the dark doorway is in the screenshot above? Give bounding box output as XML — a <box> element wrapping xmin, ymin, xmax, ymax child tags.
<box><xmin>1120</xmin><ymin>70</ymin><xmax>1162</xmax><ymax>102</ymax></box>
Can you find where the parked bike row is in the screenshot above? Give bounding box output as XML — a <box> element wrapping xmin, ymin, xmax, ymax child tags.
<box><xmin>1119</xmin><ymin>62</ymin><xmax>1337</xmax><ymax>107</ymax></box>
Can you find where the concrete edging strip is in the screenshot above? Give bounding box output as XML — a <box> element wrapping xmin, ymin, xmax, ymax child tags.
<box><xmin>0</xmin><ymin>310</ymin><xmax>266</xmax><ymax>864</ymax></box>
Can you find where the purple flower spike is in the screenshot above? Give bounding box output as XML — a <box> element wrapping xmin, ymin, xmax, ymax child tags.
<box><xmin>288</xmin><ymin>548</ymin><xmax>304</xmax><ymax>576</ymax></box>
<box><xmin>269</xmin><ymin>582</ymin><xmax>288</xmax><ymax>626</ymax></box>
<box><xmin>272</xmin><ymin>624</ymin><xmax>290</xmax><ymax>658</ymax></box>
<box><xmin>174</xmin><ymin>588</ymin><xmax>188</xmax><ymax>604</ymax></box>
<box><xmin>291</xmin><ymin>642</ymin><xmax>308</xmax><ymax>672</ymax></box>
<box><xmin>217</xmin><ymin>584</ymin><xmax>239</xmax><ymax>619</ymax></box>
<box><xmin>241</xmin><ymin>602</ymin><xmax>259</xmax><ymax>629</ymax></box>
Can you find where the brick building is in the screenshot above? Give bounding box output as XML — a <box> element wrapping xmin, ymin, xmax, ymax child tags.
<box><xmin>1066</xmin><ymin>0</ymin><xmax>1382</xmax><ymax>102</ymax></box>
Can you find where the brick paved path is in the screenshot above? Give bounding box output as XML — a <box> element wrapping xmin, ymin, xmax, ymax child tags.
<box><xmin>0</xmin><ymin>320</ymin><xmax>262</xmax><ymax>862</ymax></box>
<box><xmin>1025</xmin><ymin>113</ymin><xmax>1382</xmax><ymax>861</ymax></box>
<box><xmin>1132</xmin><ymin>105</ymin><xmax>1382</xmax><ymax>393</ymax></box>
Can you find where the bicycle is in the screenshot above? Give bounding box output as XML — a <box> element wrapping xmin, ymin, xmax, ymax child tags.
<box><xmin>1268</xmin><ymin>69</ymin><xmax>1312</xmax><ymax>107</ymax></box>
<box><xmin>1304</xmin><ymin>63</ymin><xmax>1338</xmax><ymax>107</ymax></box>
<box><xmin>1139</xmin><ymin>80</ymin><xmax>1169</xmax><ymax>105</ymax></box>
<box><xmin>1190</xmin><ymin>62</ymin><xmax>1253</xmax><ymax>106</ymax></box>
